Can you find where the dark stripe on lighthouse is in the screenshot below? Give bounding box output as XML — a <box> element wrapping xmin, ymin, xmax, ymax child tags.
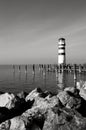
<box><xmin>58</xmin><ymin>47</ymin><xmax>65</xmax><ymax>49</ymax></box>
<box><xmin>58</xmin><ymin>52</ymin><xmax>65</xmax><ymax>55</ymax></box>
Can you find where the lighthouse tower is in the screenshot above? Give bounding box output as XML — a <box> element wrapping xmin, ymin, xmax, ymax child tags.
<box><xmin>58</xmin><ymin>38</ymin><xmax>66</xmax><ymax>65</ymax></box>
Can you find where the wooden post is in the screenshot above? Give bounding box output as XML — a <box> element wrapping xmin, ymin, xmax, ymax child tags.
<box><xmin>74</xmin><ymin>64</ymin><xmax>77</xmax><ymax>88</ymax></box>
<box><xmin>19</xmin><ymin>65</ymin><xmax>21</xmax><ymax>73</ymax></box>
<box><xmin>25</xmin><ymin>65</ymin><xmax>27</xmax><ymax>73</ymax></box>
<box><xmin>61</xmin><ymin>64</ymin><xmax>64</xmax><ymax>73</ymax></box>
<box><xmin>55</xmin><ymin>65</ymin><xmax>58</xmax><ymax>78</ymax></box>
<box><xmin>32</xmin><ymin>64</ymin><xmax>35</xmax><ymax>74</ymax></box>
<box><xmin>13</xmin><ymin>65</ymin><xmax>15</xmax><ymax>73</ymax></box>
<box><xmin>43</xmin><ymin>64</ymin><xmax>46</xmax><ymax>76</ymax></box>
<box><xmin>79</xmin><ymin>64</ymin><xmax>81</xmax><ymax>73</ymax></box>
<box><xmin>39</xmin><ymin>64</ymin><xmax>41</xmax><ymax>71</ymax></box>
<box><xmin>41</xmin><ymin>64</ymin><xmax>43</xmax><ymax>71</ymax></box>
<box><xmin>48</xmin><ymin>64</ymin><xmax>50</xmax><ymax>72</ymax></box>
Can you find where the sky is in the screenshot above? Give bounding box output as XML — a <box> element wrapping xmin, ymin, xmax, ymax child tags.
<box><xmin>0</xmin><ymin>0</ymin><xmax>86</xmax><ymax>64</ymax></box>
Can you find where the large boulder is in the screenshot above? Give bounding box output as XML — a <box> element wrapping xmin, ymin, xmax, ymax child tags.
<box><xmin>77</xmin><ymin>81</ymin><xmax>86</xmax><ymax>91</ymax></box>
<box><xmin>25</xmin><ymin>88</ymin><xmax>43</xmax><ymax>102</ymax></box>
<box><xmin>0</xmin><ymin>93</ymin><xmax>16</xmax><ymax>109</ymax></box>
<box><xmin>0</xmin><ymin>120</ymin><xmax>10</xmax><ymax>130</ymax></box>
<box><xmin>42</xmin><ymin>109</ymin><xmax>60</xmax><ymax>130</ymax></box>
<box><xmin>30</xmin><ymin>124</ymin><xmax>41</xmax><ymax>130</ymax></box>
<box><xmin>0</xmin><ymin>88</ymin><xmax>86</xmax><ymax>130</ymax></box>
<box><xmin>77</xmin><ymin>81</ymin><xmax>86</xmax><ymax>100</ymax></box>
<box><xmin>79</xmin><ymin>88</ymin><xmax>86</xmax><ymax>100</ymax></box>
<box><xmin>26</xmin><ymin>88</ymin><xmax>60</xmax><ymax>109</ymax></box>
<box><xmin>10</xmin><ymin>117</ymin><xmax>26</xmax><ymax>130</ymax></box>
<box><xmin>43</xmin><ymin>107</ymin><xmax>86</xmax><ymax>130</ymax></box>
<box><xmin>17</xmin><ymin>91</ymin><xmax>28</xmax><ymax>99</ymax></box>
<box><xmin>57</xmin><ymin>91</ymin><xmax>81</xmax><ymax>109</ymax></box>
<box><xmin>64</xmin><ymin>87</ymin><xmax>77</xmax><ymax>93</ymax></box>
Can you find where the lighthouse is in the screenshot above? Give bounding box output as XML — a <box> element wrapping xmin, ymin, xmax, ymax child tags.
<box><xmin>58</xmin><ymin>38</ymin><xmax>66</xmax><ymax>65</ymax></box>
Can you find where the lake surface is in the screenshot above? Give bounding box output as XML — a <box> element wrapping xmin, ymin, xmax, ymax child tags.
<box><xmin>0</xmin><ymin>65</ymin><xmax>86</xmax><ymax>94</ymax></box>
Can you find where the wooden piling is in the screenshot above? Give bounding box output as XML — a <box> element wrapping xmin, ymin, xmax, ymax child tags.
<box><xmin>32</xmin><ymin>64</ymin><xmax>35</xmax><ymax>74</ymax></box>
<box><xmin>55</xmin><ymin>66</ymin><xmax>58</xmax><ymax>78</ymax></box>
<box><xmin>18</xmin><ymin>65</ymin><xmax>21</xmax><ymax>73</ymax></box>
<box><xmin>25</xmin><ymin>65</ymin><xmax>28</xmax><ymax>73</ymax></box>
<box><xmin>79</xmin><ymin>64</ymin><xmax>82</xmax><ymax>73</ymax></box>
<box><xmin>74</xmin><ymin>64</ymin><xmax>77</xmax><ymax>88</ymax></box>
<box><xmin>43</xmin><ymin>64</ymin><xmax>46</xmax><ymax>76</ymax></box>
<box><xmin>13</xmin><ymin>65</ymin><xmax>15</xmax><ymax>73</ymax></box>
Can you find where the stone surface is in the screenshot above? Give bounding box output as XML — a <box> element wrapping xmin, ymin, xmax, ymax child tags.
<box><xmin>10</xmin><ymin>117</ymin><xmax>26</xmax><ymax>130</ymax></box>
<box><xmin>25</xmin><ymin>88</ymin><xmax>43</xmax><ymax>102</ymax></box>
<box><xmin>77</xmin><ymin>81</ymin><xmax>86</xmax><ymax>100</ymax></box>
<box><xmin>0</xmin><ymin>120</ymin><xmax>10</xmax><ymax>130</ymax></box>
<box><xmin>57</xmin><ymin>91</ymin><xmax>70</xmax><ymax>106</ymax></box>
<box><xmin>64</xmin><ymin>87</ymin><xmax>76</xmax><ymax>93</ymax></box>
<box><xmin>0</xmin><ymin>93</ymin><xmax>16</xmax><ymax>109</ymax></box>
<box><xmin>79</xmin><ymin>88</ymin><xmax>86</xmax><ymax>100</ymax></box>
<box><xmin>17</xmin><ymin>91</ymin><xmax>28</xmax><ymax>99</ymax></box>
<box><xmin>0</xmin><ymin>87</ymin><xmax>86</xmax><ymax>130</ymax></box>
<box><xmin>30</xmin><ymin>124</ymin><xmax>41</xmax><ymax>130</ymax></box>
<box><xmin>43</xmin><ymin>107</ymin><xmax>86</xmax><ymax>130</ymax></box>
<box><xmin>57</xmin><ymin>90</ymin><xmax>81</xmax><ymax>109</ymax></box>
<box><xmin>77</xmin><ymin>81</ymin><xmax>86</xmax><ymax>90</ymax></box>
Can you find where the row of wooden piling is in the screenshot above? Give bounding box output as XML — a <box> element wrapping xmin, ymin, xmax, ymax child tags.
<box><xmin>12</xmin><ymin>64</ymin><xmax>86</xmax><ymax>74</ymax></box>
<box><xmin>12</xmin><ymin>64</ymin><xmax>86</xmax><ymax>89</ymax></box>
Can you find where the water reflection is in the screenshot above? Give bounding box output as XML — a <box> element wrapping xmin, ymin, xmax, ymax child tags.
<box><xmin>3</xmin><ymin>65</ymin><xmax>86</xmax><ymax>94</ymax></box>
<box><xmin>19</xmin><ymin>72</ymin><xmax>21</xmax><ymax>81</ymax></box>
<box><xmin>25</xmin><ymin>72</ymin><xmax>28</xmax><ymax>82</ymax></box>
<box><xmin>32</xmin><ymin>73</ymin><xmax>35</xmax><ymax>83</ymax></box>
<box><xmin>56</xmin><ymin>72</ymin><xmax>66</xmax><ymax>92</ymax></box>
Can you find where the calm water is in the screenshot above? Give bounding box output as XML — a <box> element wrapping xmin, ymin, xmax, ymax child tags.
<box><xmin>0</xmin><ymin>65</ymin><xmax>86</xmax><ymax>94</ymax></box>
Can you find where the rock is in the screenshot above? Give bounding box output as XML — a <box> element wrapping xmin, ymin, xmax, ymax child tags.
<box><xmin>77</xmin><ymin>81</ymin><xmax>82</xmax><ymax>90</ymax></box>
<box><xmin>26</xmin><ymin>88</ymin><xmax>60</xmax><ymax>110</ymax></box>
<box><xmin>43</xmin><ymin>107</ymin><xmax>86</xmax><ymax>130</ymax></box>
<box><xmin>0</xmin><ymin>93</ymin><xmax>16</xmax><ymax>109</ymax></box>
<box><xmin>10</xmin><ymin>117</ymin><xmax>26</xmax><ymax>130</ymax></box>
<box><xmin>64</xmin><ymin>87</ymin><xmax>76</xmax><ymax>93</ymax></box>
<box><xmin>0</xmin><ymin>120</ymin><xmax>10</xmax><ymax>130</ymax></box>
<box><xmin>0</xmin><ymin>88</ymin><xmax>86</xmax><ymax>130</ymax></box>
<box><xmin>44</xmin><ymin>91</ymin><xmax>53</xmax><ymax>98</ymax></box>
<box><xmin>76</xmin><ymin>81</ymin><xmax>86</xmax><ymax>100</ymax></box>
<box><xmin>77</xmin><ymin>81</ymin><xmax>86</xmax><ymax>91</ymax></box>
<box><xmin>17</xmin><ymin>91</ymin><xmax>28</xmax><ymax>99</ymax></box>
<box><xmin>57</xmin><ymin>91</ymin><xmax>81</xmax><ymax>109</ymax></box>
<box><xmin>57</xmin><ymin>91</ymin><xmax>70</xmax><ymax>106</ymax></box>
<box><xmin>79</xmin><ymin>88</ymin><xmax>86</xmax><ymax>100</ymax></box>
<box><xmin>0</xmin><ymin>98</ymin><xmax>34</xmax><ymax>123</ymax></box>
<box><xmin>43</xmin><ymin>110</ymin><xmax>57</xmax><ymax>130</ymax></box>
<box><xmin>25</xmin><ymin>88</ymin><xmax>43</xmax><ymax>101</ymax></box>
<box><xmin>30</xmin><ymin>124</ymin><xmax>41</xmax><ymax>130</ymax></box>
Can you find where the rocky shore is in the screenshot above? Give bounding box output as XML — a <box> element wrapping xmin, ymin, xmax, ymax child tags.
<box><xmin>0</xmin><ymin>81</ymin><xmax>86</xmax><ymax>130</ymax></box>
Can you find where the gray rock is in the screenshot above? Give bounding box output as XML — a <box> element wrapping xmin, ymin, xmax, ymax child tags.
<box><xmin>10</xmin><ymin>117</ymin><xmax>26</xmax><ymax>130</ymax></box>
<box><xmin>0</xmin><ymin>120</ymin><xmax>10</xmax><ymax>130</ymax></box>
<box><xmin>43</xmin><ymin>108</ymin><xmax>86</xmax><ymax>130</ymax></box>
<box><xmin>77</xmin><ymin>81</ymin><xmax>86</xmax><ymax>91</ymax></box>
<box><xmin>57</xmin><ymin>91</ymin><xmax>81</xmax><ymax>109</ymax></box>
<box><xmin>25</xmin><ymin>88</ymin><xmax>43</xmax><ymax>102</ymax></box>
<box><xmin>64</xmin><ymin>87</ymin><xmax>76</xmax><ymax>93</ymax></box>
<box><xmin>17</xmin><ymin>91</ymin><xmax>28</xmax><ymax>99</ymax></box>
<box><xmin>79</xmin><ymin>88</ymin><xmax>86</xmax><ymax>100</ymax></box>
<box><xmin>30</xmin><ymin>124</ymin><xmax>41</xmax><ymax>130</ymax></box>
<box><xmin>0</xmin><ymin>88</ymin><xmax>86</xmax><ymax>130</ymax></box>
<box><xmin>0</xmin><ymin>93</ymin><xmax>16</xmax><ymax>109</ymax></box>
